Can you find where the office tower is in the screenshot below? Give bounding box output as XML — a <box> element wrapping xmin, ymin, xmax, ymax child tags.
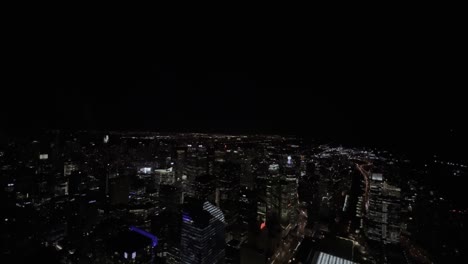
<box><xmin>239</xmin><ymin>187</ymin><xmax>257</xmax><ymax>240</ymax></box>
<box><xmin>181</xmin><ymin>200</ymin><xmax>226</xmax><ymax>264</ymax></box>
<box><xmin>159</xmin><ymin>184</ymin><xmax>182</xmax><ymax>213</ymax></box>
<box><xmin>366</xmin><ymin>173</ymin><xmax>401</xmax><ymax>244</ymax></box>
<box><xmin>185</xmin><ymin>145</ymin><xmax>209</xmax><ymax>179</ymax></box>
<box><xmin>154</xmin><ymin>185</ymin><xmax>183</xmax><ymax>258</ymax></box>
<box><xmin>266</xmin><ymin>159</ymin><xmax>298</xmax><ymax>237</ymax></box>
<box><xmin>280</xmin><ymin>159</ymin><xmax>298</xmax><ymax>232</ymax></box>
<box><xmin>240</xmin><ymin>151</ymin><xmax>254</xmax><ymax>189</ymax></box>
<box><xmin>217</xmin><ymin>161</ymin><xmax>241</xmax><ymax>241</ymax></box>
<box><xmin>217</xmin><ymin>161</ymin><xmax>241</xmax><ymax>206</ymax></box>
<box><xmin>154</xmin><ymin>167</ymin><xmax>175</xmax><ymax>185</ymax></box>
<box><xmin>184</xmin><ymin>145</ymin><xmax>209</xmax><ymax>197</ymax></box>
<box><xmin>175</xmin><ymin>149</ymin><xmax>186</xmax><ymax>180</ymax></box>
<box><xmin>192</xmin><ymin>174</ymin><xmax>216</xmax><ymax>203</ymax></box>
<box><xmin>254</xmin><ymin>161</ymin><xmax>269</xmax><ymax>223</ymax></box>
<box><xmin>109</xmin><ymin>174</ymin><xmax>130</xmax><ymax>205</ymax></box>
<box><xmin>266</xmin><ymin>163</ymin><xmax>283</xmax><ymax>235</ymax></box>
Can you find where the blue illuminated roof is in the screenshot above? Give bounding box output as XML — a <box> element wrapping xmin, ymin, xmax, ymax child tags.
<box><xmin>129</xmin><ymin>226</ymin><xmax>158</xmax><ymax>247</ymax></box>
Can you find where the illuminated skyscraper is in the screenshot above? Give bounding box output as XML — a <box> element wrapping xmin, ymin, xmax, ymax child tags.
<box><xmin>266</xmin><ymin>159</ymin><xmax>298</xmax><ymax>236</ymax></box>
<box><xmin>191</xmin><ymin>174</ymin><xmax>216</xmax><ymax>203</ymax></box>
<box><xmin>280</xmin><ymin>158</ymin><xmax>298</xmax><ymax>232</ymax></box>
<box><xmin>366</xmin><ymin>173</ymin><xmax>401</xmax><ymax>244</ymax></box>
<box><xmin>217</xmin><ymin>161</ymin><xmax>241</xmax><ymax>240</ymax></box>
<box><xmin>184</xmin><ymin>145</ymin><xmax>209</xmax><ymax>198</ymax></box>
<box><xmin>181</xmin><ymin>200</ymin><xmax>226</xmax><ymax>264</ymax></box>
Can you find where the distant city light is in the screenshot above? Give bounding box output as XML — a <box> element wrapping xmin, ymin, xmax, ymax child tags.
<box><xmin>140</xmin><ymin>167</ymin><xmax>152</xmax><ymax>174</ymax></box>
<box><xmin>2</xmin><ymin>131</ymin><xmax>464</xmax><ymax>262</ymax></box>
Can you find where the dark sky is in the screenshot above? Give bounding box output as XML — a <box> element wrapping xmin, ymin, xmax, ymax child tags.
<box><xmin>1</xmin><ymin>21</ymin><xmax>466</xmax><ymax>159</ymax></box>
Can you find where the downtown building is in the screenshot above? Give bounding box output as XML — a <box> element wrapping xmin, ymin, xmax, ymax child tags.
<box><xmin>266</xmin><ymin>157</ymin><xmax>299</xmax><ymax>237</ymax></box>
<box><xmin>366</xmin><ymin>173</ymin><xmax>401</xmax><ymax>244</ymax></box>
<box><xmin>181</xmin><ymin>200</ymin><xmax>226</xmax><ymax>264</ymax></box>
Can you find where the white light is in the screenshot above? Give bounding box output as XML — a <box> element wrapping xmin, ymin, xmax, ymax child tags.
<box><xmin>124</xmin><ymin>252</ymin><xmax>128</xmax><ymax>259</ymax></box>
<box><xmin>140</xmin><ymin>167</ymin><xmax>152</xmax><ymax>174</ymax></box>
<box><xmin>132</xmin><ymin>252</ymin><xmax>136</xmax><ymax>259</ymax></box>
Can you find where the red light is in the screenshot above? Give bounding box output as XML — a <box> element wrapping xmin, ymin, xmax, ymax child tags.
<box><xmin>260</xmin><ymin>222</ymin><xmax>266</xmax><ymax>230</ymax></box>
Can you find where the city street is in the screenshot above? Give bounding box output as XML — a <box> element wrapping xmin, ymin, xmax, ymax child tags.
<box><xmin>269</xmin><ymin>207</ymin><xmax>308</xmax><ymax>264</ymax></box>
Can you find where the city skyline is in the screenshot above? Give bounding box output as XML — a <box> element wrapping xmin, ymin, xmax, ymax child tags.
<box><xmin>2</xmin><ymin>19</ymin><xmax>467</xmax><ymax>263</ymax></box>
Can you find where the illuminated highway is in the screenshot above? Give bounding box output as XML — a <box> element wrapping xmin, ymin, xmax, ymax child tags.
<box><xmin>355</xmin><ymin>161</ymin><xmax>371</xmax><ymax>212</ymax></box>
<box><xmin>269</xmin><ymin>207</ymin><xmax>308</xmax><ymax>264</ymax></box>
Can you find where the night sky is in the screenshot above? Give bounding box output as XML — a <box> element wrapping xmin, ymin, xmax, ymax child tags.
<box><xmin>2</xmin><ymin>24</ymin><xmax>466</xmax><ymax>160</ymax></box>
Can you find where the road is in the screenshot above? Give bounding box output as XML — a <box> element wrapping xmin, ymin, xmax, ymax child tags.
<box><xmin>269</xmin><ymin>207</ymin><xmax>308</xmax><ymax>264</ymax></box>
<box><xmin>355</xmin><ymin>161</ymin><xmax>371</xmax><ymax>213</ymax></box>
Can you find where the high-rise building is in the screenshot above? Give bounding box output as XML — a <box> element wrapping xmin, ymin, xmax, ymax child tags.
<box><xmin>217</xmin><ymin>161</ymin><xmax>241</xmax><ymax>241</ymax></box>
<box><xmin>239</xmin><ymin>187</ymin><xmax>257</xmax><ymax>241</ymax></box>
<box><xmin>180</xmin><ymin>200</ymin><xmax>226</xmax><ymax>264</ymax></box>
<box><xmin>109</xmin><ymin>174</ymin><xmax>130</xmax><ymax>205</ymax></box>
<box><xmin>159</xmin><ymin>184</ymin><xmax>182</xmax><ymax>213</ymax></box>
<box><xmin>266</xmin><ymin>163</ymin><xmax>280</xmax><ymax>216</ymax></box>
<box><xmin>254</xmin><ymin>161</ymin><xmax>269</xmax><ymax>223</ymax></box>
<box><xmin>154</xmin><ymin>167</ymin><xmax>175</xmax><ymax>185</ymax></box>
<box><xmin>154</xmin><ymin>184</ymin><xmax>183</xmax><ymax>258</ymax></box>
<box><xmin>366</xmin><ymin>173</ymin><xmax>401</xmax><ymax>244</ymax></box>
<box><xmin>192</xmin><ymin>174</ymin><xmax>216</xmax><ymax>204</ymax></box>
<box><xmin>266</xmin><ymin>160</ymin><xmax>298</xmax><ymax>236</ymax></box>
<box><xmin>184</xmin><ymin>145</ymin><xmax>210</xmax><ymax>198</ymax></box>
<box><xmin>280</xmin><ymin>160</ymin><xmax>298</xmax><ymax>232</ymax></box>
